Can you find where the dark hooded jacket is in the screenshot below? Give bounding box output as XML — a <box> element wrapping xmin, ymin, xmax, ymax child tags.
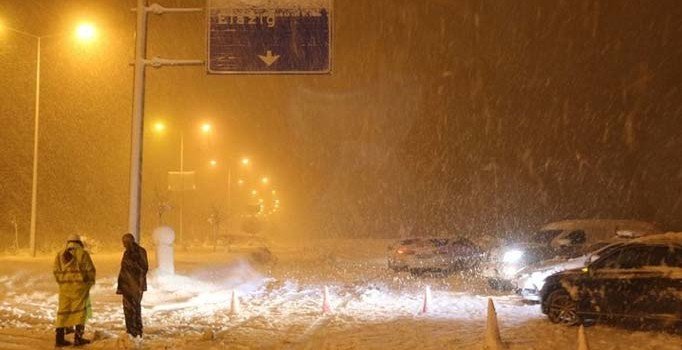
<box><xmin>116</xmin><ymin>242</ymin><xmax>148</xmax><ymax>295</ymax></box>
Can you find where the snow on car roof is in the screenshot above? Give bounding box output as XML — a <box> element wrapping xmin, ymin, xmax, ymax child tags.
<box><xmin>541</xmin><ymin>219</ymin><xmax>659</xmax><ymax>231</ymax></box>
<box><xmin>628</xmin><ymin>232</ymin><xmax>682</xmax><ymax>246</ymax></box>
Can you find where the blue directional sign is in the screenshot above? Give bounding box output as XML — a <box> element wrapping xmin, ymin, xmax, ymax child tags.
<box><xmin>207</xmin><ymin>0</ymin><xmax>332</xmax><ymax>74</ymax></box>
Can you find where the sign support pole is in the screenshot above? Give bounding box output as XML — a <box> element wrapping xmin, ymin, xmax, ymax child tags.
<box><xmin>127</xmin><ymin>2</ymin><xmax>204</xmax><ymax>243</ymax></box>
<box><xmin>128</xmin><ymin>0</ymin><xmax>148</xmax><ymax>243</ymax></box>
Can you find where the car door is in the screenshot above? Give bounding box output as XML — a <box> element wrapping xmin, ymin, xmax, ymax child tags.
<box><xmin>634</xmin><ymin>246</ymin><xmax>682</xmax><ymax>321</ymax></box>
<box><xmin>577</xmin><ymin>248</ymin><xmax>622</xmax><ymax>319</ymax></box>
<box><xmin>589</xmin><ymin>245</ymin><xmax>654</xmax><ymax>320</ymax></box>
<box><xmin>619</xmin><ymin>245</ymin><xmax>669</xmax><ymax>319</ymax></box>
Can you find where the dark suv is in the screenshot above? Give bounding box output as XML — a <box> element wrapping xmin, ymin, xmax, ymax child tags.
<box><xmin>539</xmin><ymin>233</ymin><xmax>682</xmax><ymax>330</ymax></box>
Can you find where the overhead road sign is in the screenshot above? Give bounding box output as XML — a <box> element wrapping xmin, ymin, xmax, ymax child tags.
<box><xmin>207</xmin><ymin>0</ymin><xmax>332</xmax><ymax>74</ymax></box>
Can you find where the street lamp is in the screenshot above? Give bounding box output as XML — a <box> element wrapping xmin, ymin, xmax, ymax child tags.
<box><xmin>261</xmin><ymin>176</ymin><xmax>269</xmax><ymax>185</ymax></box>
<box><xmin>3</xmin><ymin>21</ymin><xmax>98</xmax><ymax>256</ymax></box>
<box><xmin>224</xmin><ymin>156</ymin><xmax>251</xmax><ymax>232</ymax></box>
<box><xmin>75</xmin><ymin>23</ymin><xmax>97</xmax><ymax>42</ymax></box>
<box><xmin>151</xmin><ymin>120</ymin><xmax>215</xmax><ymax>244</ymax></box>
<box><xmin>153</xmin><ymin>121</ymin><xmax>166</xmax><ymax>133</ymax></box>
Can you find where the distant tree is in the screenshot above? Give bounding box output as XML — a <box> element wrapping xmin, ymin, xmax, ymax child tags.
<box><xmin>154</xmin><ymin>188</ymin><xmax>173</xmax><ymax>226</ymax></box>
<box><xmin>207</xmin><ymin>205</ymin><xmax>223</xmax><ymax>251</ymax></box>
<box><xmin>8</xmin><ymin>211</ymin><xmax>19</xmax><ymax>253</ymax></box>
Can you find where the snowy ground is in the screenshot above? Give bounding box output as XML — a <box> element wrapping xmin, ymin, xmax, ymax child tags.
<box><xmin>0</xmin><ymin>238</ymin><xmax>680</xmax><ymax>349</ymax></box>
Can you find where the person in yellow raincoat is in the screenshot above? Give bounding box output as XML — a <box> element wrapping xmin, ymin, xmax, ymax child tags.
<box><xmin>53</xmin><ymin>234</ymin><xmax>96</xmax><ymax>347</ymax></box>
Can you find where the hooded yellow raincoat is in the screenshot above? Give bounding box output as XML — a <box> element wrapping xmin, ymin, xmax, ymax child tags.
<box><xmin>53</xmin><ymin>242</ymin><xmax>96</xmax><ymax>328</ymax></box>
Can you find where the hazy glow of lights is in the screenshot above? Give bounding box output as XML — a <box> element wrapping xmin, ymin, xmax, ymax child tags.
<box><xmin>261</xmin><ymin>177</ymin><xmax>269</xmax><ymax>185</ymax></box>
<box><xmin>209</xmin><ymin>159</ymin><xmax>218</xmax><ymax>167</ymax></box>
<box><xmin>75</xmin><ymin>23</ymin><xmax>96</xmax><ymax>42</ymax></box>
<box><xmin>251</xmin><ymin>189</ymin><xmax>257</xmax><ymax>196</ymax></box>
<box><xmin>201</xmin><ymin>123</ymin><xmax>212</xmax><ymax>133</ymax></box>
<box><xmin>153</xmin><ymin>121</ymin><xmax>166</xmax><ymax>133</ymax></box>
<box><xmin>237</xmin><ymin>179</ymin><xmax>245</xmax><ymax>186</ymax></box>
<box><xmin>241</xmin><ymin>157</ymin><xmax>250</xmax><ymax>166</ymax></box>
<box><xmin>502</xmin><ymin>266</ymin><xmax>519</xmax><ymax>279</ymax></box>
<box><xmin>502</xmin><ymin>249</ymin><xmax>524</xmax><ymax>263</ymax></box>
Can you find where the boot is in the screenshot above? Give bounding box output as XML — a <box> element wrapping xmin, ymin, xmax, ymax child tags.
<box><xmin>55</xmin><ymin>328</ymin><xmax>72</xmax><ymax>347</ymax></box>
<box><xmin>74</xmin><ymin>325</ymin><xmax>91</xmax><ymax>346</ymax></box>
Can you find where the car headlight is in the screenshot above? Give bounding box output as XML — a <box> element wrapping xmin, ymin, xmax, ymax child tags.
<box><xmin>502</xmin><ymin>249</ymin><xmax>524</xmax><ymax>263</ymax></box>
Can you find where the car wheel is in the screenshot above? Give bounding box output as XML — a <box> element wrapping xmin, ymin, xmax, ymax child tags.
<box><xmin>546</xmin><ymin>289</ymin><xmax>580</xmax><ymax>325</ymax></box>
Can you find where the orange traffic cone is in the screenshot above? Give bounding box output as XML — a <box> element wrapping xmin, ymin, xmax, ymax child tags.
<box><xmin>419</xmin><ymin>285</ymin><xmax>432</xmax><ymax>314</ymax></box>
<box><xmin>230</xmin><ymin>289</ymin><xmax>240</xmax><ymax>314</ymax></box>
<box><xmin>484</xmin><ymin>298</ymin><xmax>506</xmax><ymax>350</ymax></box>
<box><xmin>322</xmin><ymin>286</ymin><xmax>332</xmax><ymax>314</ymax></box>
<box><xmin>577</xmin><ymin>325</ymin><xmax>590</xmax><ymax>350</ymax></box>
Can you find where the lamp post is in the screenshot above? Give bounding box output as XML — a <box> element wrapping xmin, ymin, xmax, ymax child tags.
<box><xmin>3</xmin><ymin>22</ymin><xmax>97</xmax><ymax>256</ymax></box>
<box><xmin>222</xmin><ymin>157</ymin><xmax>251</xmax><ymax>240</ymax></box>
<box><xmin>153</xmin><ymin>121</ymin><xmax>215</xmax><ymax>245</ymax></box>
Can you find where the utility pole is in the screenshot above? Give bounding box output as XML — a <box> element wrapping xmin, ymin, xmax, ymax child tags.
<box><xmin>179</xmin><ymin>131</ymin><xmax>184</xmax><ymax>244</ymax></box>
<box><xmin>29</xmin><ymin>37</ymin><xmax>41</xmax><ymax>256</ymax></box>
<box><xmin>127</xmin><ymin>1</ymin><xmax>203</xmax><ymax>243</ymax></box>
<box><xmin>226</xmin><ymin>166</ymin><xmax>232</xmax><ymax>238</ymax></box>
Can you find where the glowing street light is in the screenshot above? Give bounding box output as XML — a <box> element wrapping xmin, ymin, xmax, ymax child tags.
<box><xmin>241</xmin><ymin>157</ymin><xmax>251</xmax><ymax>166</ymax></box>
<box><xmin>75</xmin><ymin>22</ymin><xmax>96</xmax><ymax>42</ymax></box>
<box><xmin>153</xmin><ymin>121</ymin><xmax>166</xmax><ymax>134</ymax></box>
<box><xmin>3</xmin><ymin>21</ymin><xmax>99</xmax><ymax>256</ymax></box>
<box><xmin>201</xmin><ymin>123</ymin><xmax>212</xmax><ymax>134</ymax></box>
<box><xmin>237</xmin><ymin>178</ymin><xmax>245</xmax><ymax>186</ymax></box>
<box><xmin>251</xmin><ymin>189</ymin><xmax>258</xmax><ymax>196</ymax></box>
<box><xmin>209</xmin><ymin>159</ymin><xmax>218</xmax><ymax>167</ymax></box>
<box><xmin>261</xmin><ymin>176</ymin><xmax>269</xmax><ymax>185</ymax></box>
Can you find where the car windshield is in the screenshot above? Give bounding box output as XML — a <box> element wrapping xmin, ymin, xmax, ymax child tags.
<box><xmin>530</xmin><ymin>230</ymin><xmax>563</xmax><ymax>244</ymax></box>
<box><xmin>452</xmin><ymin>238</ymin><xmax>475</xmax><ymax>247</ymax></box>
<box><xmin>399</xmin><ymin>239</ymin><xmax>419</xmax><ymax>246</ymax></box>
<box><xmin>428</xmin><ymin>239</ymin><xmax>449</xmax><ymax>247</ymax></box>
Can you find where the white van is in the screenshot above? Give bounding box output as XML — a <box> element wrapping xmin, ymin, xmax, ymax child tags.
<box><xmin>546</xmin><ymin>219</ymin><xmax>660</xmax><ymax>252</ymax></box>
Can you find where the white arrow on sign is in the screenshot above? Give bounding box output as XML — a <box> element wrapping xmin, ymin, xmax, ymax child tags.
<box><xmin>258</xmin><ymin>50</ymin><xmax>280</xmax><ymax>67</ymax></box>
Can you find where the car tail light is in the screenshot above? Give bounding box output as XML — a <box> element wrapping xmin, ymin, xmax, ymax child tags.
<box><xmin>397</xmin><ymin>248</ymin><xmax>414</xmax><ymax>255</ymax></box>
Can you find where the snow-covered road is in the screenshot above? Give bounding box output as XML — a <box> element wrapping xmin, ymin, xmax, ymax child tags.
<box><xmin>0</xmin><ymin>239</ymin><xmax>679</xmax><ymax>349</ymax></box>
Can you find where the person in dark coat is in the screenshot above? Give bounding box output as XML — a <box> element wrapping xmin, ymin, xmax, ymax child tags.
<box><xmin>116</xmin><ymin>233</ymin><xmax>148</xmax><ymax>337</ymax></box>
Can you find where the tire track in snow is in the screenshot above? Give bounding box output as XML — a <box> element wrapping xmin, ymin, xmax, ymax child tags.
<box><xmin>280</xmin><ymin>281</ymin><xmax>374</xmax><ymax>348</ymax></box>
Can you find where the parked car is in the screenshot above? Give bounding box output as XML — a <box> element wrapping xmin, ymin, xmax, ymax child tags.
<box><xmin>482</xmin><ymin>219</ymin><xmax>660</xmax><ymax>290</ymax></box>
<box><xmin>387</xmin><ymin>238</ymin><xmax>422</xmax><ymax>271</ymax></box>
<box><xmin>481</xmin><ymin>229</ymin><xmax>564</xmax><ymax>289</ymax></box>
<box><xmin>513</xmin><ymin>240</ymin><xmax>625</xmax><ymax>301</ymax></box>
<box><xmin>387</xmin><ymin>237</ymin><xmax>484</xmax><ymax>275</ymax></box>
<box><xmin>547</xmin><ymin>219</ymin><xmax>660</xmax><ymax>254</ymax></box>
<box><xmin>540</xmin><ymin>232</ymin><xmax>682</xmax><ymax>330</ymax></box>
